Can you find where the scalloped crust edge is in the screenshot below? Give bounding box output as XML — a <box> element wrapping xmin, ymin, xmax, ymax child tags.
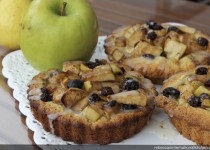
<box><xmin>30</xmin><ymin>99</ymin><xmax>155</xmax><ymax>145</ymax></box>
<box><xmin>156</xmin><ymin>96</ymin><xmax>210</xmax><ymax>145</ymax></box>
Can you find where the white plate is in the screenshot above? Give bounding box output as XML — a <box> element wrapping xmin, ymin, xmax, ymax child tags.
<box><xmin>2</xmin><ymin>23</ymin><xmax>195</xmax><ymax>145</ymax></box>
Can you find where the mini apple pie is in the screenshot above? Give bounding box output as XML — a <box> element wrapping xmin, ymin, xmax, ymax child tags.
<box><xmin>156</xmin><ymin>66</ymin><xmax>210</xmax><ymax>145</ymax></box>
<box><xmin>27</xmin><ymin>60</ymin><xmax>157</xmax><ymax>144</ymax></box>
<box><xmin>104</xmin><ymin>21</ymin><xmax>210</xmax><ymax>83</ymax></box>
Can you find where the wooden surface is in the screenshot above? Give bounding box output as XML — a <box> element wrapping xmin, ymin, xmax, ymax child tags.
<box><xmin>0</xmin><ymin>0</ymin><xmax>210</xmax><ymax>145</ymax></box>
<box><xmin>92</xmin><ymin>0</ymin><xmax>210</xmax><ymax>35</ymax></box>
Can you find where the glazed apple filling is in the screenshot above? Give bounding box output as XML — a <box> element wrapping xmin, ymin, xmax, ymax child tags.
<box><xmin>28</xmin><ymin>60</ymin><xmax>157</xmax><ymax>122</ymax></box>
<box><xmin>161</xmin><ymin>66</ymin><xmax>210</xmax><ymax>109</ymax></box>
<box><xmin>105</xmin><ymin>21</ymin><xmax>210</xmax><ymax>76</ymax></box>
<box><xmin>105</xmin><ymin>20</ymin><xmax>210</xmax><ymax>61</ymax></box>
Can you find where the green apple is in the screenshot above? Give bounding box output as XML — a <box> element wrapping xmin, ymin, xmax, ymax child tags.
<box><xmin>20</xmin><ymin>0</ymin><xmax>98</xmax><ymax>71</ymax></box>
<box><xmin>0</xmin><ymin>0</ymin><xmax>31</xmax><ymax>50</ymax></box>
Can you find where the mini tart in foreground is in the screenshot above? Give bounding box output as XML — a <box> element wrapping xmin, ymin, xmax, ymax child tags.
<box><xmin>104</xmin><ymin>20</ymin><xmax>210</xmax><ymax>83</ymax></box>
<box><xmin>27</xmin><ymin>60</ymin><xmax>157</xmax><ymax>144</ymax></box>
<box><xmin>156</xmin><ymin>65</ymin><xmax>210</xmax><ymax>145</ymax></box>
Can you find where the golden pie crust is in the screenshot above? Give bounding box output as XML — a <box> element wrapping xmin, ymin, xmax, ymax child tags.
<box><xmin>31</xmin><ymin>99</ymin><xmax>154</xmax><ymax>144</ymax></box>
<box><xmin>156</xmin><ymin>66</ymin><xmax>210</xmax><ymax>145</ymax></box>
<box><xmin>28</xmin><ymin>61</ymin><xmax>156</xmax><ymax>144</ymax></box>
<box><xmin>156</xmin><ymin>96</ymin><xmax>210</xmax><ymax>145</ymax></box>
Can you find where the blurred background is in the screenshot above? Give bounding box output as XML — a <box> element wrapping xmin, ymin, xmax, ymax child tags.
<box><xmin>187</xmin><ymin>0</ymin><xmax>210</xmax><ymax>5</ymax></box>
<box><xmin>88</xmin><ymin>0</ymin><xmax>210</xmax><ymax>35</ymax></box>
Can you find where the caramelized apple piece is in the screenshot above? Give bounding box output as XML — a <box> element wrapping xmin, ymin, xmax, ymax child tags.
<box><xmin>108</xmin><ymin>90</ymin><xmax>147</xmax><ymax>106</ymax></box>
<box><xmin>125</xmin><ymin>71</ymin><xmax>144</xmax><ymax>80</ymax></box>
<box><xmin>72</xmin><ymin>97</ymin><xmax>89</xmax><ymax>112</ymax></box>
<box><xmin>105</xmin><ymin>45</ymin><xmax>116</xmax><ymax>55</ymax></box>
<box><xmin>48</xmin><ymin>71</ymin><xmax>69</xmax><ymax>84</ymax></box>
<box><xmin>112</xmin><ymin>49</ymin><xmax>125</xmax><ymax>61</ymax></box>
<box><xmin>89</xmin><ymin>101</ymin><xmax>105</xmax><ymax>116</ymax></box>
<box><xmin>84</xmin><ymin>81</ymin><xmax>92</xmax><ymax>91</ymax></box>
<box><xmin>164</xmin><ymin>39</ymin><xmax>186</xmax><ymax>60</ymax></box>
<box><xmin>190</xmin><ymin>81</ymin><xmax>203</xmax><ymax>89</ymax></box>
<box><xmin>62</xmin><ymin>61</ymin><xmax>82</xmax><ymax>74</ymax></box>
<box><xmin>201</xmin><ymin>99</ymin><xmax>210</xmax><ymax>109</ymax></box>
<box><xmin>115</xmin><ymin>37</ymin><xmax>126</xmax><ymax>47</ymax></box>
<box><xmin>84</xmin><ymin>81</ymin><xmax>120</xmax><ymax>93</ymax></box>
<box><xmin>155</xmin><ymin>29</ymin><xmax>166</xmax><ymax>37</ymax></box>
<box><xmin>126</xmin><ymin>29</ymin><xmax>145</xmax><ymax>47</ymax></box>
<box><xmin>110</xmin><ymin>63</ymin><xmax>123</xmax><ymax>75</ymax></box>
<box><xmin>194</xmin><ymin>86</ymin><xmax>210</xmax><ymax>96</ymax></box>
<box><xmin>84</xmin><ymin>81</ymin><xmax>102</xmax><ymax>92</ymax></box>
<box><xmin>52</xmin><ymin>87</ymin><xmax>67</xmax><ymax>104</ymax></box>
<box><xmin>130</xmin><ymin>41</ymin><xmax>162</xmax><ymax>57</ymax></box>
<box><xmin>191</xmin><ymin>51</ymin><xmax>210</xmax><ymax>65</ymax></box>
<box><xmin>124</xmin><ymin>24</ymin><xmax>141</xmax><ymax>39</ymax></box>
<box><xmin>61</xmin><ymin>88</ymin><xmax>87</xmax><ymax>108</ymax></box>
<box><xmin>179</xmin><ymin>56</ymin><xmax>196</xmax><ymax>70</ymax></box>
<box><xmin>80</xmin><ymin>64</ymin><xmax>92</xmax><ymax>71</ymax></box>
<box><xmin>178</xmin><ymin>98</ymin><xmax>187</xmax><ymax>105</ymax></box>
<box><xmin>82</xmin><ymin>106</ymin><xmax>101</xmax><ymax>122</ymax></box>
<box><xmin>178</xmin><ymin>26</ymin><xmax>196</xmax><ymax>34</ymax></box>
<box><xmin>101</xmin><ymin>82</ymin><xmax>120</xmax><ymax>93</ymax></box>
<box><xmin>81</xmin><ymin>65</ymin><xmax>115</xmax><ymax>81</ymax></box>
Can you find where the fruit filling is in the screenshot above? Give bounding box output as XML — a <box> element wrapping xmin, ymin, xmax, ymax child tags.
<box><xmin>161</xmin><ymin>66</ymin><xmax>210</xmax><ymax>110</ymax></box>
<box><xmin>28</xmin><ymin>60</ymin><xmax>157</xmax><ymax>122</ymax></box>
<box><xmin>105</xmin><ymin>21</ymin><xmax>210</xmax><ymax>83</ymax></box>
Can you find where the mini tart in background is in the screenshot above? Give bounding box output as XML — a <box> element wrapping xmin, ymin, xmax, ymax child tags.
<box><xmin>156</xmin><ymin>66</ymin><xmax>210</xmax><ymax>145</ymax></box>
<box><xmin>27</xmin><ymin>59</ymin><xmax>157</xmax><ymax>145</ymax></box>
<box><xmin>104</xmin><ymin>20</ymin><xmax>210</xmax><ymax>83</ymax></box>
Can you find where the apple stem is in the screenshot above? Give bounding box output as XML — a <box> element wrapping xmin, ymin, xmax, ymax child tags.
<box><xmin>61</xmin><ymin>2</ymin><xmax>67</xmax><ymax>16</ymax></box>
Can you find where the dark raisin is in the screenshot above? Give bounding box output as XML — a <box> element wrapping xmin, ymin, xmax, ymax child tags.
<box><xmin>146</xmin><ymin>20</ymin><xmax>157</xmax><ymax>29</ymax></box>
<box><xmin>122</xmin><ymin>104</ymin><xmax>137</xmax><ymax>110</ymax></box>
<box><xmin>84</xmin><ymin>61</ymin><xmax>94</xmax><ymax>69</ymax></box>
<box><xmin>197</xmin><ymin>37</ymin><xmax>209</xmax><ymax>47</ymax></box>
<box><xmin>89</xmin><ymin>93</ymin><xmax>101</xmax><ymax>103</ymax></box>
<box><xmin>160</xmin><ymin>52</ymin><xmax>167</xmax><ymax>57</ymax></box>
<box><xmin>67</xmin><ymin>79</ymin><xmax>84</xmax><ymax>89</ymax></box>
<box><xmin>200</xmin><ymin>93</ymin><xmax>210</xmax><ymax>100</ymax></box>
<box><xmin>195</xmin><ymin>67</ymin><xmax>208</xmax><ymax>75</ymax></box>
<box><xmin>167</xmin><ymin>26</ymin><xmax>179</xmax><ymax>32</ymax></box>
<box><xmin>147</xmin><ymin>31</ymin><xmax>157</xmax><ymax>41</ymax></box>
<box><xmin>40</xmin><ymin>88</ymin><xmax>52</xmax><ymax>102</ymax></box>
<box><xmin>153</xmin><ymin>24</ymin><xmax>163</xmax><ymax>30</ymax></box>
<box><xmin>146</xmin><ymin>20</ymin><xmax>163</xmax><ymax>30</ymax></box>
<box><xmin>101</xmin><ymin>87</ymin><xmax>114</xmax><ymax>96</ymax></box>
<box><xmin>40</xmin><ymin>88</ymin><xmax>48</xmax><ymax>94</ymax></box>
<box><xmin>142</xmin><ymin>54</ymin><xmax>155</xmax><ymax>59</ymax></box>
<box><xmin>204</xmin><ymin>79</ymin><xmax>210</xmax><ymax>87</ymax></box>
<box><xmin>50</xmin><ymin>70</ymin><xmax>62</xmax><ymax>77</ymax></box>
<box><xmin>123</xmin><ymin>78</ymin><xmax>140</xmax><ymax>91</ymax></box>
<box><xmin>188</xmin><ymin>95</ymin><xmax>201</xmax><ymax>107</ymax></box>
<box><xmin>95</xmin><ymin>59</ymin><xmax>103</xmax><ymax>64</ymax></box>
<box><xmin>85</xmin><ymin>59</ymin><xmax>103</xmax><ymax>69</ymax></box>
<box><xmin>104</xmin><ymin>100</ymin><xmax>117</xmax><ymax>107</ymax></box>
<box><xmin>162</xmin><ymin>87</ymin><xmax>180</xmax><ymax>99</ymax></box>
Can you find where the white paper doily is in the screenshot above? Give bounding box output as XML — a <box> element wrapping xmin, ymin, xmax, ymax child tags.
<box><xmin>2</xmin><ymin>35</ymin><xmax>195</xmax><ymax>145</ymax></box>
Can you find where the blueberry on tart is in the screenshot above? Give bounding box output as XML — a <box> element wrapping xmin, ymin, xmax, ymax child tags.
<box><xmin>27</xmin><ymin>60</ymin><xmax>157</xmax><ymax>144</ymax></box>
<box><xmin>156</xmin><ymin>66</ymin><xmax>210</xmax><ymax>145</ymax></box>
<box><xmin>104</xmin><ymin>21</ymin><xmax>210</xmax><ymax>83</ymax></box>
